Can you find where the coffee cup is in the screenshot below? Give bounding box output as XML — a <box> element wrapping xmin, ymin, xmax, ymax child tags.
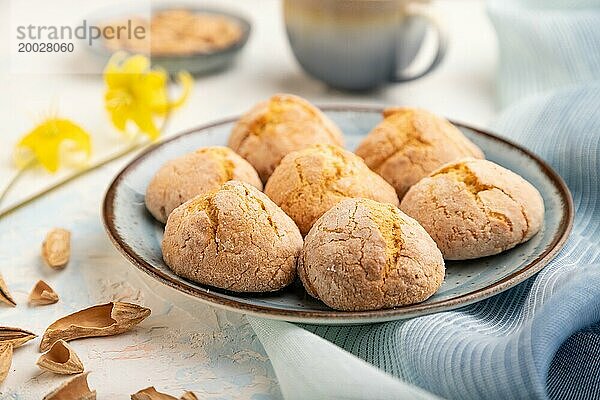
<box><xmin>283</xmin><ymin>0</ymin><xmax>447</xmax><ymax>90</ymax></box>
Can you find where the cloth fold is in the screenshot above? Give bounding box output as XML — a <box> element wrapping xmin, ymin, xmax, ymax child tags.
<box><xmin>249</xmin><ymin>318</ymin><xmax>441</xmax><ymax>400</ymax></box>
<box><xmin>487</xmin><ymin>0</ymin><xmax>600</xmax><ymax>106</ymax></box>
<box><xmin>249</xmin><ymin>1</ymin><xmax>600</xmax><ymax>398</ymax></box>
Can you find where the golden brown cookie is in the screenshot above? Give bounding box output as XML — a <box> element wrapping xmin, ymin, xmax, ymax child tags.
<box><xmin>264</xmin><ymin>144</ymin><xmax>399</xmax><ymax>235</ymax></box>
<box><xmin>400</xmin><ymin>158</ymin><xmax>545</xmax><ymax>260</ymax></box>
<box><xmin>228</xmin><ymin>94</ymin><xmax>344</xmax><ymax>182</ymax></box>
<box><xmin>355</xmin><ymin>108</ymin><xmax>484</xmax><ymax>198</ymax></box>
<box><xmin>299</xmin><ymin>198</ymin><xmax>445</xmax><ymax>311</ymax></box>
<box><xmin>162</xmin><ymin>181</ymin><xmax>303</xmax><ymax>292</ymax></box>
<box><xmin>145</xmin><ymin>146</ymin><xmax>262</xmax><ymax>223</ymax></box>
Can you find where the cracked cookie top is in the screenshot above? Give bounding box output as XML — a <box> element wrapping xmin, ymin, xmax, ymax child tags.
<box><xmin>228</xmin><ymin>94</ymin><xmax>344</xmax><ymax>182</ymax></box>
<box><xmin>264</xmin><ymin>144</ymin><xmax>399</xmax><ymax>235</ymax></box>
<box><xmin>355</xmin><ymin>108</ymin><xmax>484</xmax><ymax>198</ymax></box>
<box><xmin>145</xmin><ymin>146</ymin><xmax>262</xmax><ymax>223</ymax></box>
<box><xmin>161</xmin><ymin>180</ymin><xmax>303</xmax><ymax>292</ymax></box>
<box><xmin>400</xmin><ymin>158</ymin><xmax>545</xmax><ymax>260</ymax></box>
<box><xmin>299</xmin><ymin>198</ymin><xmax>445</xmax><ymax>311</ymax></box>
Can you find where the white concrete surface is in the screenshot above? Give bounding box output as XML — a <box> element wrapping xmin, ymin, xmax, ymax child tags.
<box><xmin>0</xmin><ymin>1</ymin><xmax>497</xmax><ymax>398</ymax></box>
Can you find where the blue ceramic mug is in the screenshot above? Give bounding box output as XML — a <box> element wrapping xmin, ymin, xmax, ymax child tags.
<box><xmin>283</xmin><ymin>0</ymin><xmax>447</xmax><ymax>90</ymax></box>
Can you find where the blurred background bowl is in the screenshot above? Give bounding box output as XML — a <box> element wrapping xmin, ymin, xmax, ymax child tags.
<box><xmin>87</xmin><ymin>4</ymin><xmax>251</xmax><ymax>75</ymax></box>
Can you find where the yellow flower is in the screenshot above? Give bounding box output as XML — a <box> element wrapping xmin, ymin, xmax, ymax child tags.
<box><xmin>14</xmin><ymin>118</ymin><xmax>92</xmax><ymax>173</ymax></box>
<box><xmin>104</xmin><ymin>53</ymin><xmax>193</xmax><ymax>140</ymax></box>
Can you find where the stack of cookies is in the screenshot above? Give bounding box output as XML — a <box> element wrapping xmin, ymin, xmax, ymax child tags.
<box><xmin>146</xmin><ymin>94</ymin><xmax>544</xmax><ymax>311</ymax></box>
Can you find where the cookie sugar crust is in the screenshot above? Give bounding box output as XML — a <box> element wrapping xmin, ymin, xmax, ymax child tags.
<box><xmin>265</xmin><ymin>144</ymin><xmax>399</xmax><ymax>235</ymax></box>
<box><xmin>400</xmin><ymin>158</ymin><xmax>545</xmax><ymax>260</ymax></box>
<box><xmin>145</xmin><ymin>146</ymin><xmax>262</xmax><ymax>223</ymax></box>
<box><xmin>228</xmin><ymin>94</ymin><xmax>344</xmax><ymax>182</ymax></box>
<box><xmin>355</xmin><ymin>108</ymin><xmax>484</xmax><ymax>198</ymax></box>
<box><xmin>162</xmin><ymin>180</ymin><xmax>303</xmax><ymax>292</ymax></box>
<box><xmin>300</xmin><ymin>198</ymin><xmax>445</xmax><ymax>311</ymax></box>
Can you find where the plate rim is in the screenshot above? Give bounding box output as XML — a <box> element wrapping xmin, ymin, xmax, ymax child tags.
<box><xmin>102</xmin><ymin>105</ymin><xmax>574</xmax><ymax>324</ymax></box>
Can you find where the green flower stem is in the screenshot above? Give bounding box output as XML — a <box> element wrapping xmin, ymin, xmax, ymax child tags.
<box><xmin>0</xmin><ymin>159</ymin><xmax>36</xmax><ymax>207</ymax></box>
<box><xmin>0</xmin><ymin>140</ymin><xmax>147</xmax><ymax>220</ymax></box>
<box><xmin>0</xmin><ymin>81</ymin><xmax>175</xmax><ymax>221</ymax></box>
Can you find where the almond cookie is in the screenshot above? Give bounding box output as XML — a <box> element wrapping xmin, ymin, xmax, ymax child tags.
<box><xmin>355</xmin><ymin>108</ymin><xmax>484</xmax><ymax>198</ymax></box>
<box><xmin>265</xmin><ymin>144</ymin><xmax>399</xmax><ymax>235</ymax></box>
<box><xmin>145</xmin><ymin>146</ymin><xmax>262</xmax><ymax>223</ymax></box>
<box><xmin>400</xmin><ymin>158</ymin><xmax>545</xmax><ymax>260</ymax></box>
<box><xmin>228</xmin><ymin>94</ymin><xmax>344</xmax><ymax>182</ymax></box>
<box><xmin>299</xmin><ymin>198</ymin><xmax>445</xmax><ymax>311</ymax></box>
<box><xmin>162</xmin><ymin>181</ymin><xmax>303</xmax><ymax>292</ymax></box>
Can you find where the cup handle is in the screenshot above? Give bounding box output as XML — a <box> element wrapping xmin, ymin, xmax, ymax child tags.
<box><xmin>392</xmin><ymin>7</ymin><xmax>448</xmax><ymax>82</ymax></box>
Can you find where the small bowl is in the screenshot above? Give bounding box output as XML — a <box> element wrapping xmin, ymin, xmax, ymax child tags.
<box><xmin>87</xmin><ymin>5</ymin><xmax>251</xmax><ymax>75</ymax></box>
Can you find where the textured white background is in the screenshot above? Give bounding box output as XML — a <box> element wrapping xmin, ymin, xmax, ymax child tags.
<box><xmin>0</xmin><ymin>0</ymin><xmax>497</xmax><ymax>398</ymax></box>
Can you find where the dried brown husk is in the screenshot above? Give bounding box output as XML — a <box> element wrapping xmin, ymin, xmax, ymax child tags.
<box><xmin>0</xmin><ymin>273</ymin><xmax>16</xmax><ymax>307</ymax></box>
<box><xmin>0</xmin><ymin>343</ymin><xmax>12</xmax><ymax>383</ymax></box>
<box><xmin>42</xmin><ymin>228</ymin><xmax>71</xmax><ymax>269</ymax></box>
<box><xmin>131</xmin><ymin>387</ymin><xmax>198</xmax><ymax>400</ymax></box>
<box><xmin>43</xmin><ymin>372</ymin><xmax>96</xmax><ymax>400</ymax></box>
<box><xmin>37</xmin><ymin>339</ymin><xmax>84</xmax><ymax>374</ymax></box>
<box><xmin>131</xmin><ymin>387</ymin><xmax>178</xmax><ymax>400</ymax></box>
<box><xmin>29</xmin><ymin>280</ymin><xmax>59</xmax><ymax>306</ymax></box>
<box><xmin>0</xmin><ymin>326</ymin><xmax>37</xmax><ymax>348</ymax></box>
<box><xmin>40</xmin><ymin>302</ymin><xmax>151</xmax><ymax>351</ymax></box>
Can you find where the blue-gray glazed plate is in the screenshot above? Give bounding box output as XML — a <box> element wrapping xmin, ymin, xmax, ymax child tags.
<box><xmin>102</xmin><ymin>106</ymin><xmax>573</xmax><ymax>325</ymax></box>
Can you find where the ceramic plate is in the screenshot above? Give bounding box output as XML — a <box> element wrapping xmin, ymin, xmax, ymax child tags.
<box><xmin>103</xmin><ymin>106</ymin><xmax>573</xmax><ymax>325</ymax></box>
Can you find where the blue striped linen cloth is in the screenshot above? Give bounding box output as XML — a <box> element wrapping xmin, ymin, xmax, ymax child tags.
<box><xmin>248</xmin><ymin>0</ymin><xmax>600</xmax><ymax>399</ymax></box>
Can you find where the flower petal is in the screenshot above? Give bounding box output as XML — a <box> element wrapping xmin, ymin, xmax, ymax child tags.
<box><xmin>105</xmin><ymin>88</ymin><xmax>132</xmax><ymax>132</ymax></box>
<box><xmin>135</xmin><ymin>70</ymin><xmax>170</xmax><ymax>114</ymax></box>
<box><xmin>13</xmin><ymin>118</ymin><xmax>91</xmax><ymax>172</ymax></box>
<box><xmin>103</xmin><ymin>52</ymin><xmax>130</xmax><ymax>88</ymax></box>
<box><xmin>152</xmin><ymin>71</ymin><xmax>194</xmax><ymax>114</ymax></box>
<box><xmin>130</xmin><ymin>105</ymin><xmax>160</xmax><ymax>140</ymax></box>
<box><xmin>55</xmin><ymin>120</ymin><xmax>92</xmax><ymax>158</ymax></box>
<box><xmin>122</xmin><ymin>54</ymin><xmax>151</xmax><ymax>74</ymax></box>
<box><xmin>32</xmin><ymin>137</ymin><xmax>61</xmax><ymax>172</ymax></box>
<box><xmin>109</xmin><ymin>109</ymin><xmax>129</xmax><ymax>132</ymax></box>
<box><xmin>103</xmin><ymin>54</ymin><xmax>193</xmax><ymax>140</ymax></box>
